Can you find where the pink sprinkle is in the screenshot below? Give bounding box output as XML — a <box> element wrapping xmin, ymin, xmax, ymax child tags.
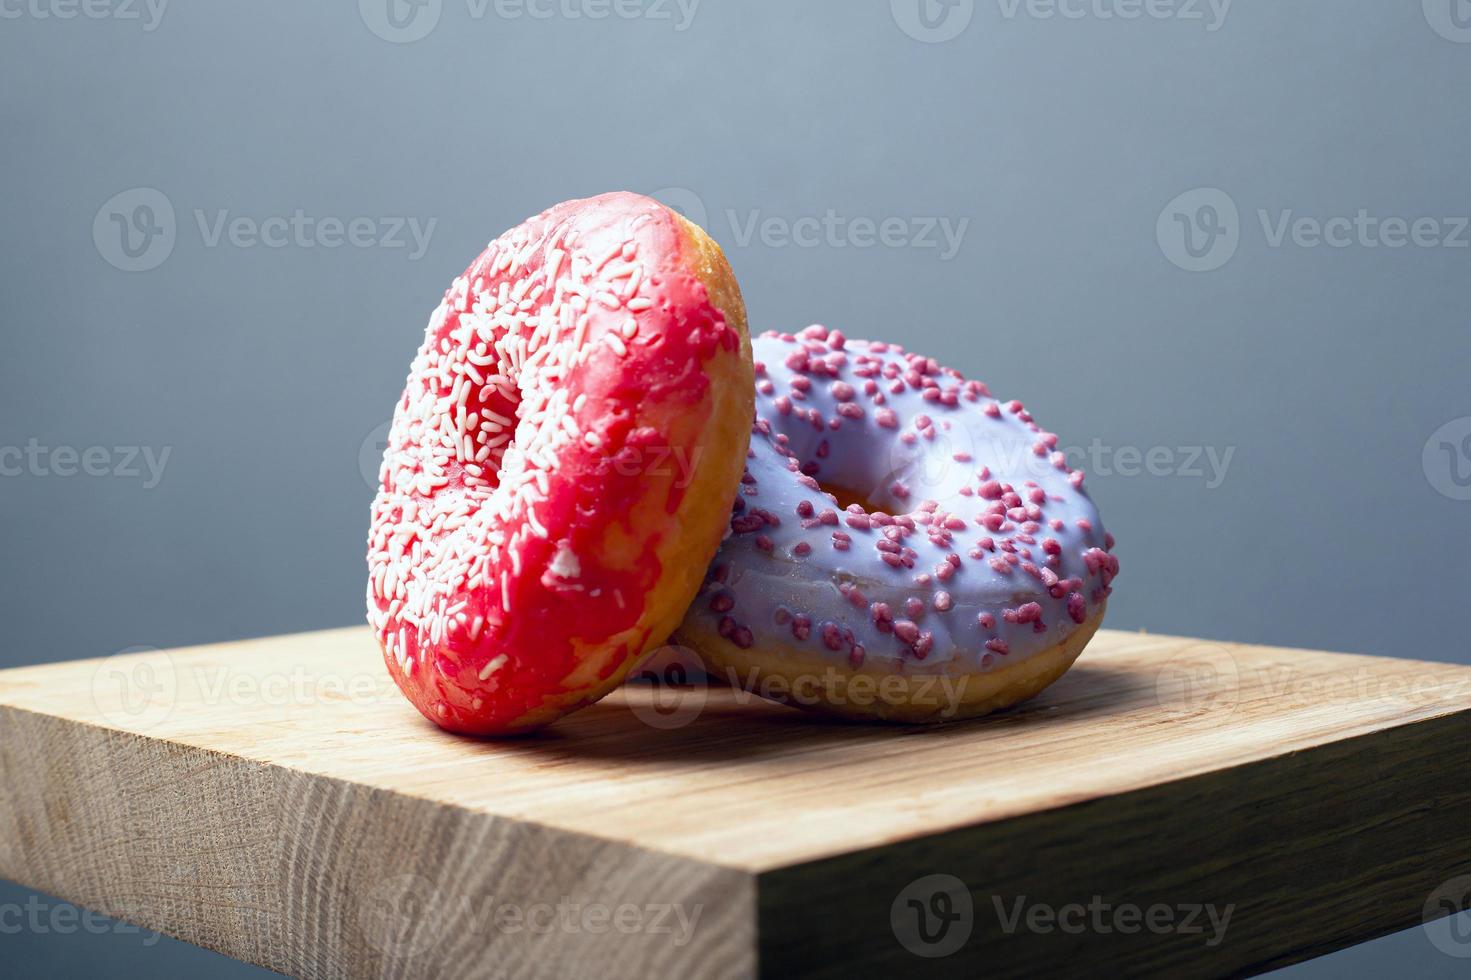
<box><xmin>978</xmin><ymin>612</ymin><xmax>995</xmax><ymax>629</ymax></box>
<box><xmin>1067</xmin><ymin>592</ymin><xmax>1087</xmax><ymax>624</ymax></box>
<box><xmin>1015</xmin><ymin>602</ymin><xmax>1042</xmax><ymax>624</ymax></box>
<box><xmin>836</xmin><ymin>402</ymin><xmax>864</xmax><ymax>420</ymax></box>
<box><xmin>1042</xmin><ymin>538</ymin><xmax>1062</xmax><ymax>555</ymax></box>
<box><xmin>830</xmin><ymin>381</ymin><xmax>855</xmax><ymax>402</ymax></box>
<box><xmin>893</xmin><ymin>620</ymin><xmax>920</xmax><ymax>644</ymax></box>
<box><xmin>934</xmin><ymin>591</ymin><xmax>953</xmax><ymax>612</ymax></box>
<box><xmin>732</xmin><ymin>514</ymin><xmax>765</xmax><ymax>534</ymax></box>
<box><xmin>875</xmin><ymin>408</ymin><xmax>898</xmax><ymax>429</ymax></box>
<box><xmin>985</xmin><ymin>638</ymin><xmax>1009</xmax><ymax>655</ymax></box>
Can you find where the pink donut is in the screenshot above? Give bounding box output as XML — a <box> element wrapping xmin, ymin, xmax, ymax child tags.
<box><xmin>367</xmin><ymin>193</ymin><xmax>753</xmax><ymax>735</ymax></box>
<box><xmin>674</xmin><ymin>327</ymin><xmax>1119</xmax><ymax>722</ymax></box>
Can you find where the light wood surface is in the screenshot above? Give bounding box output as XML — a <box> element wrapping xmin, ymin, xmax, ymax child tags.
<box><xmin>1</xmin><ymin>627</ymin><xmax>1468</xmax><ymax>978</ymax></box>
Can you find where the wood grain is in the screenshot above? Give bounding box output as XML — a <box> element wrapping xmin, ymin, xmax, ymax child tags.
<box><xmin>1</xmin><ymin>627</ymin><xmax>1468</xmax><ymax>978</ymax></box>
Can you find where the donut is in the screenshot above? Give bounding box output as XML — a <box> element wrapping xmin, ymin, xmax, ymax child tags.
<box><xmin>367</xmin><ymin>193</ymin><xmax>752</xmax><ymax>735</ymax></box>
<box><xmin>673</xmin><ymin>327</ymin><xmax>1119</xmax><ymax>722</ymax></box>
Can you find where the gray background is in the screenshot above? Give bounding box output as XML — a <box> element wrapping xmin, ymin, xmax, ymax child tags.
<box><xmin>2</xmin><ymin>0</ymin><xmax>1469</xmax><ymax>976</ymax></box>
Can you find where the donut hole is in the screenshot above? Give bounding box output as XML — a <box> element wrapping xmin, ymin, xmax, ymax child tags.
<box><xmin>819</xmin><ymin>480</ymin><xmax>887</xmax><ymax>516</ymax></box>
<box><xmin>456</xmin><ymin>374</ymin><xmax>524</xmax><ymax>492</ymax></box>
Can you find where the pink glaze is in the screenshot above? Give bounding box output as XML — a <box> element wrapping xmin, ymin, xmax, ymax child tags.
<box><xmin>367</xmin><ymin>193</ymin><xmax>742</xmax><ymax>733</ymax></box>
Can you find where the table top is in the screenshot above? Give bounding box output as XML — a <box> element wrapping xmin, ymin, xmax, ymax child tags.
<box><xmin>2</xmin><ymin>626</ymin><xmax>1468</xmax><ymax>978</ymax></box>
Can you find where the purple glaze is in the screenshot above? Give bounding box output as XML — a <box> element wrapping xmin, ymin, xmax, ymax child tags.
<box><xmin>682</xmin><ymin>327</ymin><xmax>1119</xmax><ymax>673</ymax></box>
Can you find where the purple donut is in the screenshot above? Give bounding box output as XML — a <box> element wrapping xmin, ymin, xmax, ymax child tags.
<box><xmin>674</xmin><ymin>326</ymin><xmax>1120</xmax><ymax>721</ymax></box>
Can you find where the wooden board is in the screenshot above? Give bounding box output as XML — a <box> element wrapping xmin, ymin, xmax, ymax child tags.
<box><xmin>1</xmin><ymin>627</ymin><xmax>1469</xmax><ymax>978</ymax></box>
